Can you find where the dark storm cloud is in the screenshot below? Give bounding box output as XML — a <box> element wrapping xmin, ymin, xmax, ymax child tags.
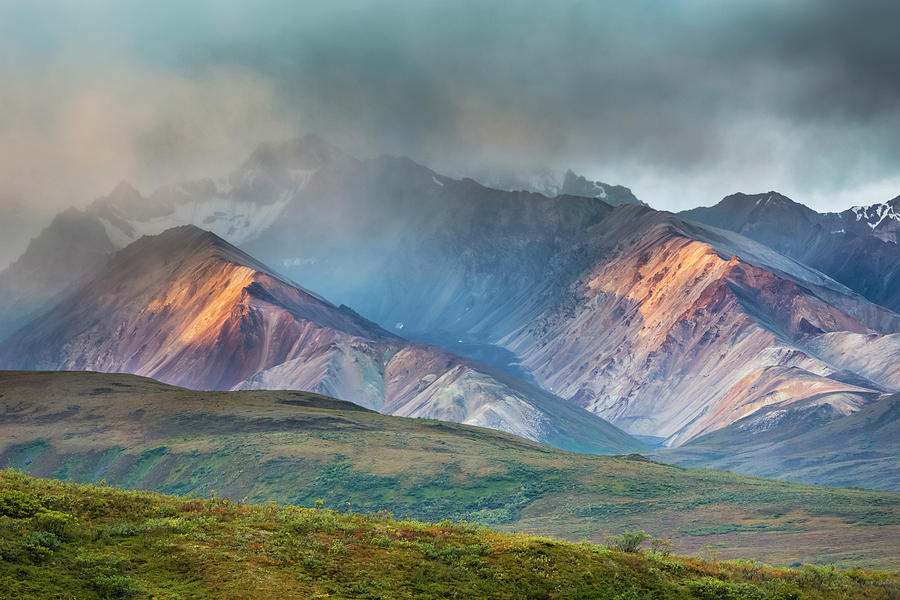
<box><xmin>1</xmin><ymin>0</ymin><xmax>899</xmax><ymax>264</ymax></box>
<box><xmin>132</xmin><ymin>0</ymin><xmax>900</xmax><ymax>201</ymax></box>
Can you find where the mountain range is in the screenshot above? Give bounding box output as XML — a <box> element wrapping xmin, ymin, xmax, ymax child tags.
<box><xmin>0</xmin><ymin>135</ymin><xmax>898</xmax><ymax>489</ymax></box>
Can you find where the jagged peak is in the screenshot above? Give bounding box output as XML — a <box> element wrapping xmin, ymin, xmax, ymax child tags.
<box><xmin>702</xmin><ymin>191</ymin><xmax>821</xmax><ymax>218</ymax></box>
<box><xmin>87</xmin><ymin>181</ymin><xmax>151</xmax><ymax>220</ymax></box>
<box><xmin>721</xmin><ymin>190</ymin><xmax>795</xmax><ymax>205</ymax></box>
<box><xmin>560</xmin><ymin>169</ymin><xmax>645</xmax><ymax>206</ymax></box>
<box><xmin>845</xmin><ymin>198</ymin><xmax>900</xmax><ymax>229</ymax></box>
<box><xmin>111</xmin><ymin>225</ymin><xmax>334</xmax><ymax>305</ymax></box>
<box><xmin>117</xmin><ymin>226</ymin><xmax>271</xmax><ymax>277</ymax></box>
<box><xmin>108</xmin><ymin>180</ymin><xmax>143</xmax><ymax>199</ymax></box>
<box><xmin>241</xmin><ymin>133</ymin><xmax>350</xmax><ymax>173</ymax></box>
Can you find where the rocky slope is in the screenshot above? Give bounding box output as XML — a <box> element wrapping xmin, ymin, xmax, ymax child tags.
<box><xmin>0</xmin><ymin>227</ymin><xmax>641</xmax><ymax>455</ymax></box>
<box><xmin>680</xmin><ymin>192</ymin><xmax>900</xmax><ymax>312</ymax></box>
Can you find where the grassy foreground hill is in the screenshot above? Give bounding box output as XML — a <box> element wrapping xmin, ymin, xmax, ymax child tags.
<box><xmin>1</xmin><ymin>471</ymin><xmax>898</xmax><ymax>600</ymax></box>
<box><xmin>1</xmin><ymin>371</ymin><xmax>899</xmax><ymax>569</ymax></box>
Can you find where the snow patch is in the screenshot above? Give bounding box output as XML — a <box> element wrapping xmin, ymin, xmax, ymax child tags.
<box><xmin>283</xmin><ymin>257</ymin><xmax>317</xmax><ymax>267</ymax></box>
<box><xmin>849</xmin><ymin>202</ymin><xmax>899</xmax><ymax>229</ymax></box>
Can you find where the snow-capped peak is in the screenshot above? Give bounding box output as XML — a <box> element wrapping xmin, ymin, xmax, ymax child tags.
<box><xmin>849</xmin><ymin>201</ymin><xmax>899</xmax><ymax>229</ymax></box>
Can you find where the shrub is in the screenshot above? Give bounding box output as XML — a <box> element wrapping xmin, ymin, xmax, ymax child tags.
<box><xmin>649</xmin><ymin>537</ymin><xmax>673</xmax><ymax>556</ymax></box>
<box><xmin>605</xmin><ymin>530</ymin><xmax>650</xmax><ymax>553</ymax></box>
<box><xmin>285</xmin><ymin>509</ymin><xmax>347</xmax><ymax>534</ymax></box>
<box><xmin>689</xmin><ymin>578</ymin><xmax>765</xmax><ymax>600</ymax></box>
<box><xmin>0</xmin><ymin>490</ymin><xmax>42</xmax><ymax>518</ymax></box>
<box><xmin>647</xmin><ymin>552</ymin><xmax>686</xmax><ymax>574</ymax></box>
<box><xmin>76</xmin><ymin>552</ymin><xmax>144</xmax><ymax>598</ymax></box>
<box><xmin>90</xmin><ymin>574</ymin><xmax>145</xmax><ymax>599</ymax></box>
<box><xmin>796</xmin><ymin>564</ymin><xmax>846</xmax><ymax>590</ymax></box>
<box><xmin>766</xmin><ymin>580</ymin><xmax>804</xmax><ymax>600</ymax></box>
<box><xmin>468</xmin><ymin>542</ymin><xmax>492</xmax><ymax>557</ymax></box>
<box><xmin>25</xmin><ymin>530</ymin><xmax>61</xmax><ymax>551</ymax></box>
<box><xmin>0</xmin><ymin>539</ymin><xmax>21</xmax><ymax>562</ymax></box>
<box><xmin>107</xmin><ymin>522</ymin><xmax>142</xmax><ymax>537</ymax></box>
<box><xmin>24</xmin><ymin>543</ymin><xmax>52</xmax><ymax>563</ymax></box>
<box><xmin>31</xmin><ymin>509</ymin><xmax>75</xmax><ymax>539</ymax></box>
<box><xmin>23</xmin><ymin>531</ymin><xmax>61</xmax><ymax>563</ymax></box>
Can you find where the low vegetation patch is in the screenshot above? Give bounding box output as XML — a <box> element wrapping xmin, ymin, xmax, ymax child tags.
<box><xmin>0</xmin><ymin>470</ymin><xmax>897</xmax><ymax>599</ymax></box>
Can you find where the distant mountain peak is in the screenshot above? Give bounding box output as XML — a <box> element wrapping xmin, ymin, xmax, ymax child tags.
<box><xmin>118</xmin><ymin>225</ymin><xmax>303</xmax><ymax>292</ymax></box>
<box><xmin>846</xmin><ymin>199</ymin><xmax>900</xmax><ymax>229</ymax></box>
<box><xmin>559</xmin><ymin>169</ymin><xmax>645</xmax><ymax>207</ymax></box>
<box><xmin>681</xmin><ymin>190</ymin><xmax>900</xmax><ymax>311</ymax></box>
<box><xmin>96</xmin><ymin>181</ymin><xmax>145</xmax><ymax>211</ymax></box>
<box><xmin>456</xmin><ymin>166</ymin><xmax>647</xmax><ymax>206</ymax></box>
<box><xmin>138</xmin><ymin>223</ymin><xmax>218</xmax><ymax>248</ymax></box>
<box><xmin>721</xmin><ymin>191</ymin><xmax>797</xmax><ymax>206</ymax></box>
<box><xmin>242</xmin><ymin>134</ymin><xmax>350</xmax><ymax>173</ymax></box>
<box><xmin>110</xmin><ymin>180</ymin><xmax>141</xmax><ymax>197</ymax></box>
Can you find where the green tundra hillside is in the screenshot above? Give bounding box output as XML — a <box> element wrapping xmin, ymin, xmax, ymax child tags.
<box><xmin>1</xmin><ymin>471</ymin><xmax>898</xmax><ymax>600</ymax></box>
<box><xmin>2</xmin><ymin>371</ymin><xmax>899</xmax><ymax>569</ymax></box>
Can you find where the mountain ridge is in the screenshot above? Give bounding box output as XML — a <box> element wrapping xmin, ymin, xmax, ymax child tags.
<box><xmin>680</xmin><ymin>191</ymin><xmax>900</xmax><ymax>312</ymax></box>
<box><xmin>0</xmin><ymin>226</ymin><xmax>642</xmax><ymax>455</ymax></box>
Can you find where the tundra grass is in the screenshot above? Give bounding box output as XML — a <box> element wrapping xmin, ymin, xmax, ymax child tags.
<box><xmin>1</xmin><ymin>471</ymin><xmax>898</xmax><ymax>600</ymax></box>
<box><xmin>2</xmin><ymin>371</ymin><xmax>899</xmax><ymax>569</ymax></box>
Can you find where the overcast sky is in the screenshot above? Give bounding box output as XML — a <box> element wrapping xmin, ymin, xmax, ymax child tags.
<box><xmin>1</xmin><ymin>0</ymin><xmax>899</xmax><ymax>263</ymax></box>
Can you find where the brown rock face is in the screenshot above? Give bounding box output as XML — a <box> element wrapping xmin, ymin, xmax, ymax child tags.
<box><xmin>0</xmin><ymin>226</ymin><xmax>643</xmax><ymax>455</ymax></box>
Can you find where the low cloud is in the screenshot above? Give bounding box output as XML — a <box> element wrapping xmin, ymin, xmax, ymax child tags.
<box><xmin>1</xmin><ymin>65</ymin><xmax>296</xmax><ymax>212</ymax></box>
<box><xmin>1</xmin><ymin>0</ymin><xmax>899</xmax><ymax>264</ymax></box>
<box><xmin>0</xmin><ymin>63</ymin><xmax>298</xmax><ymax>264</ymax></box>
